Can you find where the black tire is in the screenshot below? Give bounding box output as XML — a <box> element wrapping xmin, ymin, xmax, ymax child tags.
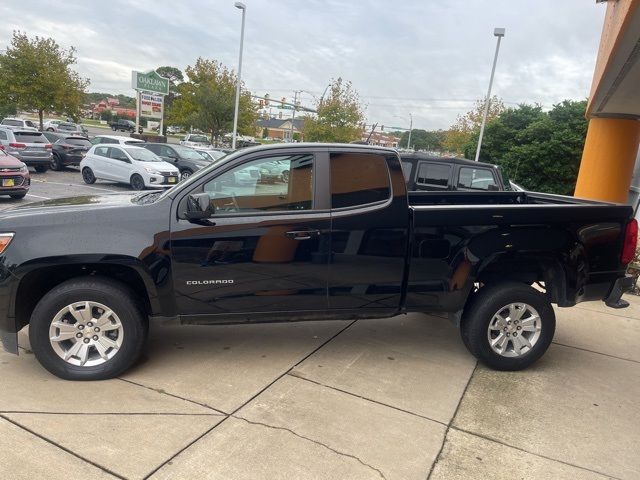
<box><xmin>50</xmin><ymin>153</ymin><xmax>62</xmax><ymax>171</ymax></box>
<box><xmin>82</xmin><ymin>167</ymin><xmax>96</xmax><ymax>184</ymax></box>
<box><xmin>10</xmin><ymin>193</ymin><xmax>27</xmax><ymax>199</ymax></box>
<box><xmin>111</xmin><ymin>126</ymin><xmax>117</xmax><ymax>131</ymax></box>
<box><xmin>29</xmin><ymin>277</ymin><xmax>148</xmax><ymax>380</ymax></box>
<box><xmin>34</xmin><ymin>165</ymin><xmax>48</xmax><ymax>173</ymax></box>
<box><xmin>460</xmin><ymin>282</ymin><xmax>555</xmax><ymax>371</ymax></box>
<box><xmin>180</xmin><ymin>169</ymin><xmax>193</xmax><ymax>181</ymax></box>
<box><xmin>130</xmin><ymin>173</ymin><xmax>145</xmax><ymax>190</ymax></box>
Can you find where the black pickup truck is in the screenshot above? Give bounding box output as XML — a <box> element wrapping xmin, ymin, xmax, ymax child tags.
<box><xmin>0</xmin><ymin>144</ymin><xmax>635</xmax><ymax>380</ymax></box>
<box><xmin>109</xmin><ymin>119</ymin><xmax>136</xmax><ymax>133</ymax></box>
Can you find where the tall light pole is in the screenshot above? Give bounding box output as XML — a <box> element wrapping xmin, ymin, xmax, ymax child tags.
<box><xmin>290</xmin><ymin>90</ymin><xmax>302</xmax><ymax>142</ymax></box>
<box><xmin>231</xmin><ymin>2</ymin><xmax>246</xmax><ymax>150</ymax></box>
<box><xmin>406</xmin><ymin>113</ymin><xmax>413</xmax><ymax>150</ymax></box>
<box><xmin>474</xmin><ymin>27</ymin><xmax>505</xmax><ymax>162</ymax></box>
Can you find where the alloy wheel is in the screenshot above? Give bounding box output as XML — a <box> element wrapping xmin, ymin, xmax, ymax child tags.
<box><xmin>487</xmin><ymin>302</ymin><xmax>542</xmax><ymax>357</ymax></box>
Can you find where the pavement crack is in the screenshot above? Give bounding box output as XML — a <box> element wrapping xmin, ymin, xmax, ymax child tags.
<box><xmin>233</xmin><ymin>415</ymin><xmax>387</xmax><ymax>480</ymax></box>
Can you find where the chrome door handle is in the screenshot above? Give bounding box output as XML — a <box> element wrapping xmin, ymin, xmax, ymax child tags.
<box><xmin>285</xmin><ymin>230</ymin><xmax>320</xmax><ymax>240</ymax></box>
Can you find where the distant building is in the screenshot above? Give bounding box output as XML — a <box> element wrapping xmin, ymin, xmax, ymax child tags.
<box><xmin>256</xmin><ymin>117</ymin><xmax>304</xmax><ymax>141</ymax></box>
<box><xmin>89</xmin><ymin>98</ymin><xmax>135</xmax><ymax>119</ymax></box>
<box><xmin>361</xmin><ymin>131</ymin><xmax>400</xmax><ymax>148</ymax></box>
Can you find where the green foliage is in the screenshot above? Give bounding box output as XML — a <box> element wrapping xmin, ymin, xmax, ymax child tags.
<box><xmin>0</xmin><ymin>99</ymin><xmax>17</xmax><ymax>119</ymax></box>
<box><xmin>0</xmin><ymin>31</ymin><xmax>89</xmax><ymax>129</ymax></box>
<box><xmin>166</xmin><ymin>58</ymin><xmax>256</xmax><ymax>144</ymax></box>
<box><xmin>303</xmin><ymin>78</ymin><xmax>364</xmax><ymax>143</ymax></box>
<box><xmin>442</xmin><ymin>96</ymin><xmax>504</xmax><ymax>154</ymax></box>
<box><xmin>399</xmin><ymin>129</ymin><xmax>445</xmax><ymax>151</ymax></box>
<box><xmin>472</xmin><ymin>100</ymin><xmax>588</xmax><ymax>195</ymax></box>
<box><xmin>84</xmin><ymin>92</ymin><xmax>136</xmax><ymax>108</ymax></box>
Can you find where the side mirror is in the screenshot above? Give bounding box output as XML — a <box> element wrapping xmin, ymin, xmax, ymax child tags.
<box><xmin>185</xmin><ymin>193</ymin><xmax>214</xmax><ymax>220</ymax></box>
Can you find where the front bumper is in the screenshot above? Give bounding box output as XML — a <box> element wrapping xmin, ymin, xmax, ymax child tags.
<box><xmin>13</xmin><ymin>154</ymin><xmax>51</xmax><ymax>166</ymax></box>
<box><xmin>604</xmin><ymin>275</ymin><xmax>635</xmax><ymax>309</ymax></box>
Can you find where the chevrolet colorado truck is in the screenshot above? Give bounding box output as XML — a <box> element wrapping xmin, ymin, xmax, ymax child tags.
<box><xmin>0</xmin><ymin>143</ymin><xmax>635</xmax><ymax>380</ymax></box>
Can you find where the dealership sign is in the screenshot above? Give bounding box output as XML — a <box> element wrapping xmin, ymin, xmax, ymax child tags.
<box><xmin>140</xmin><ymin>93</ymin><xmax>164</xmax><ymax>119</ymax></box>
<box><xmin>131</xmin><ymin>70</ymin><xmax>169</xmax><ymax>95</ymax></box>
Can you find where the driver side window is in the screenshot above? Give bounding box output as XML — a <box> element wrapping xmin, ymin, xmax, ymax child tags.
<box><xmin>202</xmin><ymin>154</ymin><xmax>314</xmax><ymax>213</ymax></box>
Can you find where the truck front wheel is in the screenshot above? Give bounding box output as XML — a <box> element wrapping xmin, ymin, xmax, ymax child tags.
<box><xmin>29</xmin><ymin>277</ymin><xmax>147</xmax><ymax>380</ymax></box>
<box><xmin>460</xmin><ymin>282</ymin><xmax>555</xmax><ymax>371</ymax></box>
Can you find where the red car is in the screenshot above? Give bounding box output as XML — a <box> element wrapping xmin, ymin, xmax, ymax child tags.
<box><xmin>0</xmin><ymin>147</ymin><xmax>30</xmax><ymax>199</ymax></box>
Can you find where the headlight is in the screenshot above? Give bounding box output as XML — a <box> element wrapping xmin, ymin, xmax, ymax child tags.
<box><xmin>0</xmin><ymin>233</ymin><xmax>15</xmax><ymax>254</ymax></box>
<box><xmin>19</xmin><ymin>163</ymin><xmax>28</xmax><ymax>173</ymax></box>
<box><xmin>144</xmin><ymin>167</ymin><xmax>160</xmax><ymax>175</ymax></box>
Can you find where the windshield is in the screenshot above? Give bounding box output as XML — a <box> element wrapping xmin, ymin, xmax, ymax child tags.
<box><xmin>66</xmin><ymin>138</ymin><xmax>91</xmax><ymax>146</ymax></box>
<box><xmin>125</xmin><ymin>147</ymin><xmax>162</xmax><ymax>162</ymax></box>
<box><xmin>15</xmin><ymin>132</ymin><xmax>47</xmax><ymax>143</ymax></box>
<box><xmin>173</xmin><ymin>145</ymin><xmax>209</xmax><ymax>160</ymax></box>
<box><xmin>203</xmin><ymin>150</ymin><xmax>226</xmax><ymax>161</ymax></box>
<box><xmin>187</xmin><ymin>135</ymin><xmax>209</xmax><ymax>143</ymax></box>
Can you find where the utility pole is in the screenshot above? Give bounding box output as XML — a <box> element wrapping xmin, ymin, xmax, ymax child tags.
<box><xmin>231</xmin><ymin>2</ymin><xmax>246</xmax><ymax>150</ymax></box>
<box><xmin>474</xmin><ymin>27</ymin><xmax>505</xmax><ymax>162</ymax></box>
<box><xmin>290</xmin><ymin>90</ymin><xmax>301</xmax><ymax>142</ymax></box>
<box><xmin>406</xmin><ymin>113</ymin><xmax>413</xmax><ymax>150</ymax></box>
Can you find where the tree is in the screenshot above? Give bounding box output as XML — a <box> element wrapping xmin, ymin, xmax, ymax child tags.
<box><xmin>302</xmin><ymin>78</ymin><xmax>364</xmax><ymax>143</ymax></box>
<box><xmin>155</xmin><ymin>66</ymin><xmax>183</xmax><ymax>134</ymax></box>
<box><xmin>166</xmin><ymin>58</ymin><xmax>256</xmax><ymax>145</ymax></box>
<box><xmin>442</xmin><ymin>96</ymin><xmax>504</xmax><ymax>154</ymax></box>
<box><xmin>399</xmin><ymin>129</ymin><xmax>445</xmax><ymax>151</ymax></box>
<box><xmin>473</xmin><ymin>100</ymin><xmax>588</xmax><ymax>195</ymax></box>
<box><xmin>0</xmin><ymin>31</ymin><xmax>89</xmax><ymax>129</ymax></box>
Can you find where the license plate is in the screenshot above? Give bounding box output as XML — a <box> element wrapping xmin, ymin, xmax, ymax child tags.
<box><xmin>168</xmin><ymin>177</ymin><xmax>177</xmax><ymax>183</ymax></box>
<box><xmin>2</xmin><ymin>179</ymin><xmax>15</xmax><ymax>187</ymax></box>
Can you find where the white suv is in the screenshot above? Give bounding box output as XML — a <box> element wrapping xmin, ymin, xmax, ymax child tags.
<box><xmin>1</xmin><ymin>118</ymin><xmax>38</xmax><ymax>131</ymax></box>
<box><xmin>80</xmin><ymin>145</ymin><xmax>180</xmax><ymax>190</ymax></box>
<box><xmin>180</xmin><ymin>133</ymin><xmax>212</xmax><ymax>148</ymax></box>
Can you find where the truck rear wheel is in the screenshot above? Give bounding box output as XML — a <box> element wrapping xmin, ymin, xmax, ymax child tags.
<box><xmin>29</xmin><ymin>277</ymin><xmax>147</xmax><ymax>380</ymax></box>
<box><xmin>460</xmin><ymin>282</ymin><xmax>555</xmax><ymax>371</ymax></box>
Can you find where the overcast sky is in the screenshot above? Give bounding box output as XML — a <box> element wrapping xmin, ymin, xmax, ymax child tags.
<box><xmin>0</xmin><ymin>0</ymin><xmax>606</xmax><ymax>131</ymax></box>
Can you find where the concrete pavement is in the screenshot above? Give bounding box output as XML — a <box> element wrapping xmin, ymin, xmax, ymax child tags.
<box><xmin>1</xmin><ymin>295</ymin><xmax>639</xmax><ymax>480</ymax></box>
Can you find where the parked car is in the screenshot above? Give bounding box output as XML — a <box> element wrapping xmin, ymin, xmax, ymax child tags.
<box><xmin>80</xmin><ymin>144</ymin><xmax>179</xmax><ymax>190</ymax></box>
<box><xmin>0</xmin><ymin>143</ymin><xmax>634</xmax><ymax>380</ymax></box>
<box><xmin>180</xmin><ymin>133</ymin><xmax>212</xmax><ymax>148</ymax></box>
<box><xmin>166</xmin><ymin>126</ymin><xmax>182</xmax><ymax>135</ymax></box>
<box><xmin>0</xmin><ymin>149</ymin><xmax>29</xmax><ymax>199</ymax></box>
<box><xmin>90</xmin><ymin>135</ymin><xmax>144</xmax><ymax>146</ymax></box>
<box><xmin>400</xmin><ymin>153</ymin><xmax>510</xmax><ymax>192</ymax></box>
<box><xmin>0</xmin><ymin>127</ymin><xmax>52</xmax><ymax>172</ymax></box>
<box><xmin>1</xmin><ymin>118</ymin><xmax>38</xmax><ymax>131</ymax></box>
<box><xmin>195</xmin><ymin>148</ymin><xmax>227</xmax><ymax>162</ymax></box>
<box><xmin>141</xmin><ymin>143</ymin><xmax>213</xmax><ymax>180</ymax></box>
<box><xmin>258</xmin><ymin>159</ymin><xmax>290</xmax><ymax>182</ymax></box>
<box><xmin>42</xmin><ymin>119</ymin><xmax>64</xmax><ymax>131</ymax></box>
<box><xmin>108</xmin><ymin>119</ymin><xmax>136</xmax><ymax>132</ymax></box>
<box><xmin>42</xmin><ymin>133</ymin><xmax>92</xmax><ymax>170</ymax></box>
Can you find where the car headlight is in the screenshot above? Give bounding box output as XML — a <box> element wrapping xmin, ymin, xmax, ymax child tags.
<box><xmin>0</xmin><ymin>233</ymin><xmax>15</xmax><ymax>254</ymax></box>
<box><xmin>144</xmin><ymin>167</ymin><xmax>161</xmax><ymax>175</ymax></box>
<box><xmin>19</xmin><ymin>163</ymin><xmax>28</xmax><ymax>173</ymax></box>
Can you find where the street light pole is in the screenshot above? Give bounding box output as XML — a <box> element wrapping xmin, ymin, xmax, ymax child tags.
<box><xmin>406</xmin><ymin>113</ymin><xmax>413</xmax><ymax>150</ymax></box>
<box><xmin>290</xmin><ymin>90</ymin><xmax>302</xmax><ymax>142</ymax></box>
<box><xmin>474</xmin><ymin>27</ymin><xmax>505</xmax><ymax>162</ymax></box>
<box><xmin>231</xmin><ymin>2</ymin><xmax>246</xmax><ymax>150</ymax></box>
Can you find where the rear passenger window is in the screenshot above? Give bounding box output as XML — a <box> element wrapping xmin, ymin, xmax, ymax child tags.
<box><xmin>458</xmin><ymin>167</ymin><xmax>498</xmax><ymax>191</ymax></box>
<box><xmin>416</xmin><ymin>162</ymin><xmax>451</xmax><ymax>188</ymax></box>
<box><xmin>330</xmin><ymin>153</ymin><xmax>391</xmax><ymax>208</ymax></box>
<box><xmin>94</xmin><ymin>146</ymin><xmax>109</xmax><ymax>157</ymax></box>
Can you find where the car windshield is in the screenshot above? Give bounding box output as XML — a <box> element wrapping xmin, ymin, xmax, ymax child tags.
<box><xmin>15</xmin><ymin>132</ymin><xmax>47</xmax><ymax>143</ymax></box>
<box><xmin>66</xmin><ymin>138</ymin><xmax>91</xmax><ymax>146</ymax></box>
<box><xmin>173</xmin><ymin>145</ymin><xmax>209</xmax><ymax>160</ymax></box>
<box><xmin>187</xmin><ymin>135</ymin><xmax>209</xmax><ymax>143</ymax></box>
<box><xmin>125</xmin><ymin>147</ymin><xmax>162</xmax><ymax>162</ymax></box>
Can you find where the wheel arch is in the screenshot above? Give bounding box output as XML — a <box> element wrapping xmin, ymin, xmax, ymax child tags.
<box><xmin>12</xmin><ymin>260</ymin><xmax>160</xmax><ymax>333</ymax></box>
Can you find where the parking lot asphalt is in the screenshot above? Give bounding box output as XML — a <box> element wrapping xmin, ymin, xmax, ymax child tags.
<box><xmin>0</xmin><ymin>173</ymin><xmax>639</xmax><ymax>479</ymax></box>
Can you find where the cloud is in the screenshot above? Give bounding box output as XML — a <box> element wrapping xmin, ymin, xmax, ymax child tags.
<box><xmin>0</xmin><ymin>0</ymin><xmax>605</xmax><ymax>130</ymax></box>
